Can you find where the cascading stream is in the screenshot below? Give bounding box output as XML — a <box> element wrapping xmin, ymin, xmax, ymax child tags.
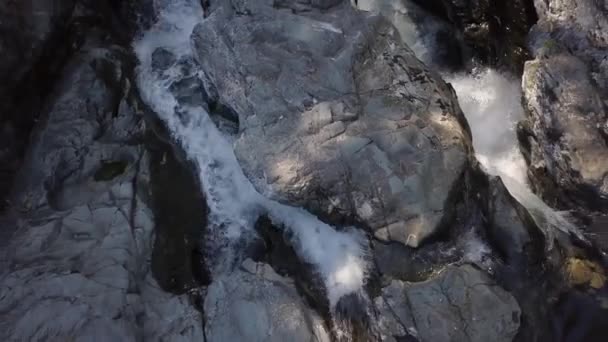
<box><xmin>447</xmin><ymin>70</ymin><xmax>583</xmax><ymax>240</ymax></box>
<box><xmin>374</xmin><ymin>0</ymin><xmax>582</xmax><ymax>240</ymax></box>
<box><xmin>133</xmin><ymin>0</ymin><xmax>368</xmax><ymax>310</ymax></box>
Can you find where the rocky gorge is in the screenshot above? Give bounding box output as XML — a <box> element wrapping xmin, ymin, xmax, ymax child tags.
<box><xmin>0</xmin><ymin>0</ymin><xmax>606</xmax><ymax>341</ymax></box>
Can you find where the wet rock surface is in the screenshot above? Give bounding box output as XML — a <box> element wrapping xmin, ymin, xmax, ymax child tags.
<box><xmin>484</xmin><ymin>177</ymin><xmax>541</xmax><ymax>265</ymax></box>
<box><xmin>148</xmin><ymin>122</ymin><xmax>210</xmax><ymax>294</ymax></box>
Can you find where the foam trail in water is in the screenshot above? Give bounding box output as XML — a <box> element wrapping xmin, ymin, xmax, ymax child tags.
<box><xmin>133</xmin><ymin>0</ymin><xmax>368</xmax><ymax>308</ymax></box>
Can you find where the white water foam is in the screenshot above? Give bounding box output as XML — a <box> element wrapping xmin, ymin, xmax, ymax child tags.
<box><xmin>133</xmin><ymin>0</ymin><xmax>368</xmax><ymax>308</ymax></box>
<box><xmin>447</xmin><ymin>69</ymin><xmax>529</xmax><ymax>186</ymax></box>
<box><xmin>448</xmin><ymin>69</ymin><xmax>582</xmax><ymax>241</ymax></box>
<box><xmin>394</xmin><ymin>14</ymin><xmax>583</xmax><ymax>243</ymax></box>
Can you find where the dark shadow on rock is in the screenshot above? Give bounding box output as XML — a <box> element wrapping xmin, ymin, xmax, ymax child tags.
<box><xmin>0</xmin><ymin>1</ymin><xmax>77</xmax><ymax>212</ymax></box>
<box><xmin>411</xmin><ymin>0</ymin><xmax>538</xmax><ymax>72</ymax></box>
<box><xmin>550</xmin><ymin>289</ymin><xmax>608</xmax><ymax>342</ymax></box>
<box><xmin>465</xmin><ymin>163</ymin><xmax>555</xmax><ymax>342</ymax></box>
<box><xmin>208</xmin><ymin>99</ymin><xmax>240</xmax><ymax>135</ymax></box>
<box><xmin>93</xmin><ymin>160</ymin><xmax>129</xmax><ymax>181</ymax></box>
<box><xmin>147</xmin><ymin>119</ymin><xmax>211</xmax><ymax>294</ymax></box>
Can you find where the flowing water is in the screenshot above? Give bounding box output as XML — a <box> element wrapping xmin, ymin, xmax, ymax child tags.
<box><xmin>133</xmin><ymin>2</ymin><xmax>584</xmax><ymax>339</ymax></box>
<box><xmin>133</xmin><ymin>0</ymin><xmax>368</xmax><ymax>309</ymax></box>
<box><xmin>353</xmin><ymin>2</ymin><xmax>585</xmax><ymax>259</ymax></box>
<box><xmin>447</xmin><ymin>70</ymin><xmax>583</xmax><ymax>241</ymax></box>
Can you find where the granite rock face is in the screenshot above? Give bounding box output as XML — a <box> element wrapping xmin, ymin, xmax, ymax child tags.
<box><xmin>204</xmin><ymin>259</ymin><xmax>330</xmax><ymax>342</ymax></box>
<box><xmin>0</xmin><ymin>4</ymin><xmax>206</xmax><ymax>341</ymax></box>
<box><xmin>193</xmin><ymin>0</ymin><xmax>472</xmax><ymax>248</ymax></box>
<box><xmin>519</xmin><ymin>0</ymin><xmax>608</xmax><ymax>219</ymax></box>
<box><xmin>0</xmin><ymin>0</ymin><xmax>155</xmax><ymax>211</ymax></box>
<box><xmin>375</xmin><ymin>265</ymin><xmax>521</xmax><ymax>342</ymax></box>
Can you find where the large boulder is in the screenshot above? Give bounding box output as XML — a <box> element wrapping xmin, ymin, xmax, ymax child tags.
<box><xmin>518</xmin><ymin>0</ymin><xmax>608</xmax><ymax>216</ymax></box>
<box><xmin>0</xmin><ymin>20</ymin><xmax>206</xmax><ymax>342</ymax></box>
<box><xmin>193</xmin><ymin>0</ymin><xmax>472</xmax><ymax>248</ymax></box>
<box><xmin>374</xmin><ymin>265</ymin><xmax>521</xmax><ymax>342</ymax></box>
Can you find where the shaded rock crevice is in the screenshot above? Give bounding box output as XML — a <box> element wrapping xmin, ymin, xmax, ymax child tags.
<box><xmin>410</xmin><ymin>0</ymin><xmax>538</xmax><ymax>72</ymax></box>
<box><xmin>146</xmin><ymin>118</ymin><xmax>210</xmax><ymax>294</ymax></box>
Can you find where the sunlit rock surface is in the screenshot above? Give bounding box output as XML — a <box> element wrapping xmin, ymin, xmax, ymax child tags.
<box><xmin>193</xmin><ymin>0</ymin><xmax>472</xmax><ymax>248</ymax></box>
<box><xmin>519</xmin><ymin>0</ymin><xmax>608</xmax><ymax>220</ymax></box>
